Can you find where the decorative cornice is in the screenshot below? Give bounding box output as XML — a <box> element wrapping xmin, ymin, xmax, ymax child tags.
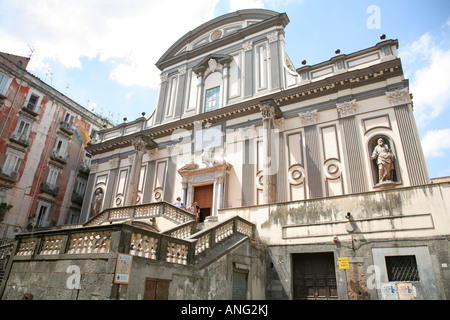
<box><xmin>86</xmin><ymin>58</ymin><xmax>403</xmax><ymax>156</ymax></box>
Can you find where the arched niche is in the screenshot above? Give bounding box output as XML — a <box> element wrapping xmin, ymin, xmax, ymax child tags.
<box><xmin>368</xmin><ymin>135</ymin><xmax>401</xmax><ymax>187</ymax></box>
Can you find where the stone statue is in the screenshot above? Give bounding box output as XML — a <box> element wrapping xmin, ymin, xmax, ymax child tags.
<box><xmin>371</xmin><ymin>138</ymin><xmax>395</xmax><ymax>183</ymax></box>
<box><xmin>91</xmin><ymin>188</ymin><xmax>104</xmax><ymax>216</ymax></box>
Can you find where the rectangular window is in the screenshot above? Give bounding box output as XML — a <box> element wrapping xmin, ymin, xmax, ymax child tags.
<box><xmin>385</xmin><ymin>255</ymin><xmax>420</xmax><ymax>282</ymax></box>
<box><xmin>64</xmin><ymin>112</ymin><xmax>75</xmax><ymax>125</ymax></box>
<box><xmin>0</xmin><ymin>73</ymin><xmax>11</xmax><ymax>95</ymax></box>
<box><xmin>84</xmin><ymin>152</ymin><xmax>92</xmax><ymax>166</ymax></box>
<box><xmin>54</xmin><ymin>136</ymin><xmax>69</xmax><ymax>156</ymax></box>
<box><xmin>26</xmin><ymin>93</ymin><xmax>40</xmax><ymax>111</ymax></box>
<box><xmin>204</xmin><ymin>86</ymin><xmax>220</xmax><ymax>112</ymax></box>
<box><xmin>36</xmin><ymin>204</ymin><xmax>49</xmax><ymax>227</ymax></box>
<box><xmin>76</xmin><ymin>179</ymin><xmax>87</xmax><ymax>196</ymax></box>
<box><xmin>2</xmin><ymin>152</ymin><xmax>21</xmax><ymax>176</ymax></box>
<box><xmin>14</xmin><ymin>118</ymin><xmax>32</xmax><ymax>142</ymax></box>
<box><xmin>68</xmin><ymin>209</ymin><xmax>80</xmax><ymax>224</ymax></box>
<box><xmin>47</xmin><ymin>167</ymin><xmax>59</xmax><ymax>186</ymax></box>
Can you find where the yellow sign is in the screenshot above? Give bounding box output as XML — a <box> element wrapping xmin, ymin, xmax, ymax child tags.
<box><xmin>338</xmin><ymin>257</ymin><xmax>349</xmax><ymax>269</ymax></box>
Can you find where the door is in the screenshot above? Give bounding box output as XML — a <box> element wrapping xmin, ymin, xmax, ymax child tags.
<box><xmin>293</xmin><ymin>252</ymin><xmax>338</xmax><ymax>300</ymax></box>
<box><xmin>144</xmin><ymin>278</ymin><xmax>170</xmax><ymax>300</ymax></box>
<box><xmin>193</xmin><ymin>184</ymin><xmax>213</xmax><ymax>222</ymax></box>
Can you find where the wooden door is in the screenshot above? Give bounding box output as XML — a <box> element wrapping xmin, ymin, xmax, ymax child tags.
<box><xmin>293</xmin><ymin>252</ymin><xmax>338</xmax><ymax>300</ymax></box>
<box><xmin>143</xmin><ymin>278</ymin><xmax>170</xmax><ymax>300</ymax></box>
<box><xmin>193</xmin><ymin>184</ymin><xmax>213</xmax><ymax>221</ymax></box>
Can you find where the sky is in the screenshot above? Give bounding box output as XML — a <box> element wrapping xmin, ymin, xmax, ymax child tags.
<box><xmin>1</xmin><ymin>0</ymin><xmax>449</xmax><ymax>179</ymax></box>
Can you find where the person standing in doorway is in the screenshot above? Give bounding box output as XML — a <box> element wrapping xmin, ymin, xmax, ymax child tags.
<box><xmin>190</xmin><ymin>201</ymin><xmax>200</xmax><ymax>222</ymax></box>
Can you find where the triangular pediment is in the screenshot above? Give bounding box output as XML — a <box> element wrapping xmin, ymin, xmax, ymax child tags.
<box><xmin>155</xmin><ymin>9</ymin><xmax>288</xmax><ymax>71</ymax></box>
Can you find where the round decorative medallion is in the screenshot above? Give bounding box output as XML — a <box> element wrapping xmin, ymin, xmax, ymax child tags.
<box><xmin>288</xmin><ymin>164</ymin><xmax>305</xmax><ymax>185</ymax></box>
<box><xmin>211</xmin><ymin>30</ymin><xmax>222</xmax><ymax>41</ymax></box>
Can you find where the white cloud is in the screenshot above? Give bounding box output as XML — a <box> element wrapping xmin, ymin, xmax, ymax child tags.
<box><xmin>0</xmin><ymin>0</ymin><xmax>219</xmax><ymax>89</ymax></box>
<box><xmin>421</xmin><ymin>128</ymin><xmax>450</xmax><ymax>158</ymax></box>
<box><xmin>401</xmin><ymin>33</ymin><xmax>450</xmax><ymax>129</ymax></box>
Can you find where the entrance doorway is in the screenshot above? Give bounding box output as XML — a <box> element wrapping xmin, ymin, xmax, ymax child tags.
<box><xmin>193</xmin><ymin>184</ymin><xmax>213</xmax><ymax>222</ymax></box>
<box><xmin>292</xmin><ymin>252</ymin><xmax>338</xmax><ymax>300</ymax></box>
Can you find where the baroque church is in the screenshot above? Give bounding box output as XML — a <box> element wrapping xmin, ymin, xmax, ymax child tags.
<box><xmin>1</xmin><ymin>9</ymin><xmax>449</xmax><ymax>300</ymax></box>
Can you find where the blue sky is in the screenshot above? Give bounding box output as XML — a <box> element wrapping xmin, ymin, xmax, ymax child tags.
<box><xmin>1</xmin><ymin>0</ymin><xmax>449</xmax><ymax>178</ymax></box>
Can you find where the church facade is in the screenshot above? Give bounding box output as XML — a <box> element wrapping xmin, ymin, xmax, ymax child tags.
<box><xmin>2</xmin><ymin>9</ymin><xmax>449</xmax><ymax>300</ymax></box>
<box><xmin>81</xmin><ymin>9</ymin><xmax>428</xmax><ymax>223</ymax></box>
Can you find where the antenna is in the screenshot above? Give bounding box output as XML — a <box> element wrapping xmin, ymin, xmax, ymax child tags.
<box><xmin>27</xmin><ymin>44</ymin><xmax>35</xmax><ymax>59</ymax></box>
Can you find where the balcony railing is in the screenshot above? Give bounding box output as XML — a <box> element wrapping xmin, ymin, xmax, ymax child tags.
<box><xmin>59</xmin><ymin>121</ymin><xmax>74</xmax><ymax>135</ymax></box>
<box><xmin>40</xmin><ymin>182</ymin><xmax>60</xmax><ymax>197</ymax></box>
<box><xmin>50</xmin><ymin>150</ymin><xmax>69</xmax><ymax>165</ymax></box>
<box><xmin>71</xmin><ymin>192</ymin><xmax>84</xmax><ymax>206</ymax></box>
<box><xmin>0</xmin><ymin>169</ymin><xmax>19</xmax><ymax>183</ymax></box>
<box><xmin>12</xmin><ymin>211</ymin><xmax>255</xmax><ymax>268</ymax></box>
<box><xmin>84</xmin><ymin>201</ymin><xmax>197</xmax><ymax>227</ymax></box>
<box><xmin>9</xmin><ymin>132</ymin><xmax>30</xmax><ymax>147</ymax></box>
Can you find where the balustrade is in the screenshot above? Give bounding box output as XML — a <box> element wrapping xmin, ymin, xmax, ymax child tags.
<box><xmin>195</xmin><ymin>233</ymin><xmax>210</xmax><ymax>255</ymax></box>
<box><xmin>237</xmin><ymin>219</ymin><xmax>253</xmax><ymax>238</ymax></box>
<box><xmin>39</xmin><ymin>235</ymin><xmax>63</xmax><ymax>255</ymax></box>
<box><xmin>134</xmin><ymin>204</ymin><xmax>159</xmax><ymax>218</ymax></box>
<box><xmin>67</xmin><ymin>230</ymin><xmax>111</xmax><ymax>254</ymax></box>
<box><xmin>170</xmin><ymin>224</ymin><xmax>193</xmax><ymax>239</ymax></box>
<box><xmin>16</xmin><ymin>238</ymin><xmax>36</xmax><ymax>256</ymax></box>
<box><xmin>109</xmin><ymin>208</ymin><xmax>131</xmax><ymax>220</ymax></box>
<box><xmin>215</xmin><ymin>221</ymin><xmax>234</xmax><ymax>243</ymax></box>
<box><xmin>166</xmin><ymin>242</ymin><xmax>188</xmax><ymax>265</ymax></box>
<box><xmin>13</xmin><ymin>215</ymin><xmax>254</xmax><ymax>269</ymax></box>
<box><xmin>130</xmin><ymin>233</ymin><xmax>158</xmax><ymax>259</ymax></box>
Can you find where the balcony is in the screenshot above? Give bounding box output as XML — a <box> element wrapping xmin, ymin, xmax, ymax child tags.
<box><xmin>40</xmin><ymin>181</ymin><xmax>60</xmax><ymax>197</ymax></box>
<box><xmin>50</xmin><ymin>150</ymin><xmax>68</xmax><ymax>165</ymax></box>
<box><xmin>77</xmin><ymin>164</ymin><xmax>90</xmax><ymax>177</ymax></box>
<box><xmin>20</xmin><ymin>105</ymin><xmax>39</xmax><ymax>119</ymax></box>
<box><xmin>0</xmin><ymin>169</ymin><xmax>18</xmax><ymax>183</ymax></box>
<box><xmin>59</xmin><ymin>121</ymin><xmax>74</xmax><ymax>136</ymax></box>
<box><xmin>9</xmin><ymin>132</ymin><xmax>30</xmax><ymax>148</ymax></box>
<box><xmin>71</xmin><ymin>192</ymin><xmax>84</xmax><ymax>206</ymax></box>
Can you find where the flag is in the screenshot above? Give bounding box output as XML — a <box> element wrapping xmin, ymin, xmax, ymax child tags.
<box><xmin>75</xmin><ymin>129</ymin><xmax>83</xmax><ymax>143</ymax></box>
<box><xmin>78</xmin><ymin>128</ymin><xmax>92</xmax><ymax>147</ymax></box>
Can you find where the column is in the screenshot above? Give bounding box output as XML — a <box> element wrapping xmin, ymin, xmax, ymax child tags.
<box><xmin>181</xmin><ymin>181</ymin><xmax>188</xmax><ymax>206</ymax></box>
<box><xmin>124</xmin><ymin>137</ymin><xmax>147</xmax><ymax>206</ymax></box>
<box><xmin>260</xmin><ymin>99</ymin><xmax>282</xmax><ymax>204</ymax></box>
<box><xmin>216</xmin><ymin>176</ymin><xmax>224</xmax><ymax>212</ymax></box>
<box><xmin>222</xmin><ymin>62</ymin><xmax>230</xmax><ymax>107</ymax></box>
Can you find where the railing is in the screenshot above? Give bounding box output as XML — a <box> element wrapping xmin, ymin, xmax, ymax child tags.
<box><xmin>84</xmin><ymin>201</ymin><xmax>196</xmax><ymax>227</ymax></box>
<box><xmin>12</xmin><ymin>215</ymin><xmax>255</xmax><ymax>267</ymax></box>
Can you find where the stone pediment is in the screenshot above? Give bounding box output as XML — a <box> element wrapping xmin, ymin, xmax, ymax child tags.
<box><xmin>178</xmin><ymin>160</ymin><xmax>231</xmax><ymax>177</ymax></box>
<box><xmin>155</xmin><ymin>9</ymin><xmax>288</xmax><ymax>71</ymax></box>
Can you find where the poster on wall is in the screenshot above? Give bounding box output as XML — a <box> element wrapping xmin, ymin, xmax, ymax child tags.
<box><xmin>380</xmin><ymin>282</ymin><xmax>398</xmax><ymax>300</ymax></box>
<box><xmin>397</xmin><ymin>282</ymin><xmax>415</xmax><ymax>300</ymax></box>
<box><xmin>114</xmin><ymin>253</ymin><xmax>133</xmax><ymax>284</ymax></box>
